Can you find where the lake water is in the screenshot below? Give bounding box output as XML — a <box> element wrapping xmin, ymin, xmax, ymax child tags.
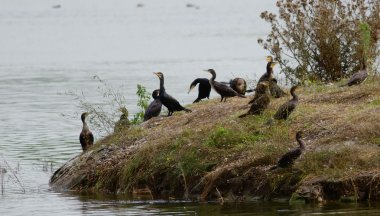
<box><xmin>0</xmin><ymin>0</ymin><xmax>379</xmax><ymax>215</ymax></box>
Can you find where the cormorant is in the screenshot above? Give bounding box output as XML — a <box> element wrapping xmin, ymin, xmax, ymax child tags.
<box><xmin>258</xmin><ymin>56</ymin><xmax>277</xmax><ymax>83</ymax></box>
<box><xmin>188</xmin><ymin>78</ymin><xmax>211</xmax><ymax>103</ymax></box>
<box><xmin>239</xmin><ymin>81</ymin><xmax>270</xmax><ymax>118</ymax></box>
<box><xmin>340</xmin><ymin>61</ymin><xmax>368</xmax><ymax>87</ymax></box>
<box><xmin>274</xmin><ymin>86</ymin><xmax>299</xmax><ymax>120</ymax></box>
<box><xmin>248</xmin><ymin>81</ymin><xmax>270</xmax><ymax>104</ymax></box>
<box><xmin>114</xmin><ymin>107</ymin><xmax>130</xmax><ymax>132</ymax></box>
<box><xmin>269</xmin><ymin>78</ymin><xmax>287</xmax><ymax>98</ymax></box>
<box><xmin>205</xmin><ymin>69</ymin><xmax>246</xmax><ymax>102</ymax></box>
<box><xmin>154</xmin><ymin>72</ymin><xmax>191</xmax><ymax>116</ymax></box>
<box><xmin>144</xmin><ymin>89</ymin><xmax>162</xmax><ymax>121</ymax></box>
<box><xmin>79</xmin><ymin>112</ymin><xmax>94</xmax><ymax>151</ymax></box>
<box><xmin>271</xmin><ymin>131</ymin><xmax>305</xmax><ymax>169</ymax></box>
<box><xmin>230</xmin><ymin>78</ymin><xmax>247</xmax><ymax>95</ymax></box>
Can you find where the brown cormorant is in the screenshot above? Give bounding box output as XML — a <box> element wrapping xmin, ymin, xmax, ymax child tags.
<box><xmin>79</xmin><ymin>112</ymin><xmax>94</xmax><ymax>151</ymax></box>
<box><xmin>340</xmin><ymin>61</ymin><xmax>368</xmax><ymax>87</ymax></box>
<box><xmin>269</xmin><ymin>78</ymin><xmax>287</xmax><ymax>98</ymax></box>
<box><xmin>144</xmin><ymin>89</ymin><xmax>162</xmax><ymax>121</ymax></box>
<box><xmin>230</xmin><ymin>78</ymin><xmax>247</xmax><ymax>95</ymax></box>
<box><xmin>258</xmin><ymin>56</ymin><xmax>277</xmax><ymax>83</ymax></box>
<box><xmin>188</xmin><ymin>78</ymin><xmax>211</xmax><ymax>103</ymax></box>
<box><xmin>154</xmin><ymin>72</ymin><xmax>191</xmax><ymax>116</ymax></box>
<box><xmin>271</xmin><ymin>131</ymin><xmax>305</xmax><ymax>169</ymax></box>
<box><xmin>248</xmin><ymin>81</ymin><xmax>270</xmax><ymax>104</ymax></box>
<box><xmin>239</xmin><ymin>81</ymin><xmax>270</xmax><ymax>118</ymax></box>
<box><xmin>274</xmin><ymin>86</ymin><xmax>299</xmax><ymax>120</ymax></box>
<box><xmin>205</xmin><ymin>69</ymin><xmax>246</xmax><ymax>102</ymax></box>
<box><xmin>114</xmin><ymin>107</ymin><xmax>130</xmax><ymax>132</ymax></box>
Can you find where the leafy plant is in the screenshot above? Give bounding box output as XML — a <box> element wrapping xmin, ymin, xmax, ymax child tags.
<box><xmin>131</xmin><ymin>84</ymin><xmax>151</xmax><ymax>124</ymax></box>
<box><xmin>259</xmin><ymin>0</ymin><xmax>380</xmax><ymax>84</ymax></box>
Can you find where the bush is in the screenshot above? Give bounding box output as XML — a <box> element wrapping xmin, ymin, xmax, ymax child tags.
<box><xmin>131</xmin><ymin>84</ymin><xmax>151</xmax><ymax>124</ymax></box>
<box><xmin>259</xmin><ymin>0</ymin><xmax>380</xmax><ymax>84</ymax></box>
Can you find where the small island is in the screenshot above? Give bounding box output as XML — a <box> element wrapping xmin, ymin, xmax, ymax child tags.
<box><xmin>50</xmin><ymin>78</ymin><xmax>380</xmax><ymax>203</ymax></box>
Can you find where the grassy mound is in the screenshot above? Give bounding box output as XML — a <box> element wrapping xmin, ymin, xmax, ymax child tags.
<box><xmin>51</xmin><ymin>77</ymin><xmax>380</xmax><ymax>202</ymax></box>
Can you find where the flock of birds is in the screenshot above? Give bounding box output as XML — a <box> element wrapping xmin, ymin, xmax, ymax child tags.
<box><xmin>79</xmin><ymin>56</ymin><xmax>368</xmax><ymax>170</ymax></box>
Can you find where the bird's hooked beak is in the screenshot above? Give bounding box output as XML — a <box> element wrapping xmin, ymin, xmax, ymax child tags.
<box><xmin>204</xmin><ymin>69</ymin><xmax>210</xmax><ymax>73</ymax></box>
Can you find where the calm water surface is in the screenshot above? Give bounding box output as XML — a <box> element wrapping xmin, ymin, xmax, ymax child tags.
<box><xmin>0</xmin><ymin>0</ymin><xmax>379</xmax><ymax>215</ymax></box>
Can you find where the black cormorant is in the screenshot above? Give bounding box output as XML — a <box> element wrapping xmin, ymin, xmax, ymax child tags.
<box><xmin>239</xmin><ymin>81</ymin><xmax>270</xmax><ymax>118</ymax></box>
<box><xmin>230</xmin><ymin>78</ymin><xmax>247</xmax><ymax>95</ymax></box>
<box><xmin>79</xmin><ymin>112</ymin><xmax>94</xmax><ymax>151</ymax></box>
<box><xmin>271</xmin><ymin>131</ymin><xmax>305</xmax><ymax>169</ymax></box>
<box><xmin>269</xmin><ymin>78</ymin><xmax>287</xmax><ymax>98</ymax></box>
<box><xmin>274</xmin><ymin>86</ymin><xmax>299</xmax><ymax>120</ymax></box>
<box><xmin>205</xmin><ymin>69</ymin><xmax>246</xmax><ymax>102</ymax></box>
<box><xmin>340</xmin><ymin>61</ymin><xmax>368</xmax><ymax>87</ymax></box>
<box><xmin>144</xmin><ymin>89</ymin><xmax>162</xmax><ymax>121</ymax></box>
<box><xmin>154</xmin><ymin>72</ymin><xmax>191</xmax><ymax>116</ymax></box>
<box><xmin>188</xmin><ymin>78</ymin><xmax>211</xmax><ymax>103</ymax></box>
<box><xmin>114</xmin><ymin>107</ymin><xmax>130</xmax><ymax>132</ymax></box>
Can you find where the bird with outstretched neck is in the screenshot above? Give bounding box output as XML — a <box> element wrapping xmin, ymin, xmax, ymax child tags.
<box><xmin>205</xmin><ymin>69</ymin><xmax>246</xmax><ymax>102</ymax></box>
<box><xmin>154</xmin><ymin>72</ymin><xmax>191</xmax><ymax>116</ymax></box>
<box><xmin>144</xmin><ymin>89</ymin><xmax>162</xmax><ymax>121</ymax></box>
<box><xmin>270</xmin><ymin>131</ymin><xmax>306</xmax><ymax>170</ymax></box>
<box><xmin>239</xmin><ymin>81</ymin><xmax>270</xmax><ymax>118</ymax></box>
<box><xmin>258</xmin><ymin>56</ymin><xmax>276</xmax><ymax>83</ymax></box>
<box><xmin>188</xmin><ymin>78</ymin><xmax>211</xmax><ymax>103</ymax></box>
<box><xmin>274</xmin><ymin>85</ymin><xmax>299</xmax><ymax>120</ymax></box>
<box><xmin>79</xmin><ymin>112</ymin><xmax>94</xmax><ymax>151</ymax></box>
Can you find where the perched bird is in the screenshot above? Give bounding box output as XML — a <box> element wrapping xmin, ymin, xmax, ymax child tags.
<box><xmin>269</xmin><ymin>78</ymin><xmax>287</xmax><ymax>98</ymax></box>
<box><xmin>274</xmin><ymin>86</ymin><xmax>299</xmax><ymax>120</ymax></box>
<box><xmin>188</xmin><ymin>78</ymin><xmax>211</xmax><ymax>103</ymax></box>
<box><xmin>340</xmin><ymin>61</ymin><xmax>368</xmax><ymax>87</ymax></box>
<box><xmin>239</xmin><ymin>81</ymin><xmax>270</xmax><ymax>118</ymax></box>
<box><xmin>248</xmin><ymin>81</ymin><xmax>270</xmax><ymax>104</ymax></box>
<box><xmin>258</xmin><ymin>56</ymin><xmax>277</xmax><ymax>83</ymax></box>
<box><xmin>114</xmin><ymin>107</ymin><xmax>130</xmax><ymax>132</ymax></box>
<box><xmin>230</xmin><ymin>78</ymin><xmax>247</xmax><ymax>95</ymax></box>
<box><xmin>79</xmin><ymin>112</ymin><xmax>94</xmax><ymax>151</ymax></box>
<box><xmin>154</xmin><ymin>72</ymin><xmax>191</xmax><ymax>116</ymax></box>
<box><xmin>144</xmin><ymin>89</ymin><xmax>162</xmax><ymax>121</ymax></box>
<box><xmin>205</xmin><ymin>69</ymin><xmax>246</xmax><ymax>102</ymax></box>
<box><xmin>271</xmin><ymin>131</ymin><xmax>306</xmax><ymax>169</ymax></box>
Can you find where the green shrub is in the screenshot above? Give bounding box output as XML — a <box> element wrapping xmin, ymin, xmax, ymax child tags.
<box><xmin>259</xmin><ymin>0</ymin><xmax>380</xmax><ymax>83</ymax></box>
<box><xmin>131</xmin><ymin>84</ymin><xmax>151</xmax><ymax>124</ymax></box>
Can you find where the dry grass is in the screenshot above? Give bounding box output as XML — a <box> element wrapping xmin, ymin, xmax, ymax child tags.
<box><xmin>51</xmin><ymin>77</ymin><xmax>380</xmax><ymax>201</ymax></box>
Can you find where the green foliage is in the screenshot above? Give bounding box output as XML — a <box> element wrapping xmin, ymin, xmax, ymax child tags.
<box><xmin>131</xmin><ymin>84</ymin><xmax>151</xmax><ymax>124</ymax></box>
<box><xmin>65</xmin><ymin>75</ymin><xmax>128</xmax><ymax>136</ymax></box>
<box><xmin>259</xmin><ymin>0</ymin><xmax>380</xmax><ymax>83</ymax></box>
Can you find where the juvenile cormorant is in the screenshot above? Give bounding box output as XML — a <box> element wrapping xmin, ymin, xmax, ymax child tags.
<box><xmin>271</xmin><ymin>131</ymin><xmax>305</xmax><ymax>169</ymax></box>
<box><xmin>114</xmin><ymin>107</ymin><xmax>130</xmax><ymax>132</ymax></box>
<box><xmin>239</xmin><ymin>81</ymin><xmax>270</xmax><ymax>118</ymax></box>
<box><xmin>79</xmin><ymin>112</ymin><xmax>94</xmax><ymax>151</ymax></box>
<box><xmin>248</xmin><ymin>81</ymin><xmax>270</xmax><ymax>104</ymax></box>
<box><xmin>270</xmin><ymin>78</ymin><xmax>287</xmax><ymax>98</ymax></box>
<box><xmin>274</xmin><ymin>86</ymin><xmax>299</xmax><ymax>120</ymax></box>
<box><xmin>340</xmin><ymin>61</ymin><xmax>368</xmax><ymax>87</ymax></box>
<box><xmin>144</xmin><ymin>89</ymin><xmax>162</xmax><ymax>121</ymax></box>
<box><xmin>230</xmin><ymin>78</ymin><xmax>247</xmax><ymax>95</ymax></box>
<box><xmin>258</xmin><ymin>56</ymin><xmax>277</xmax><ymax>83</ymax></box>
<box><xmin>188</xmin><ymin>78</ymin><xmax>211</xmax><ymax>103</ymax></box>
<box><xmin>205</xmin><ymin>69</ymin><xmax>246</xmax><ymax>102</ymax></box>
<box><xmin>154</xmin><ymin>72</ymin><xmax>191</xmax><ymax>116</ymax></box>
